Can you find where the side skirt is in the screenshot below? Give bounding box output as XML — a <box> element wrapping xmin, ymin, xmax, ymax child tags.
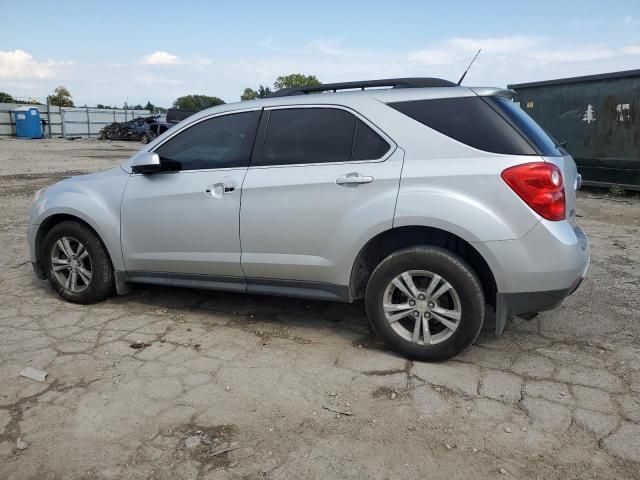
<box><xmin>116</xmin><ymin>271</ymin><xmax>352</xmax><ymax>303</ymax></box>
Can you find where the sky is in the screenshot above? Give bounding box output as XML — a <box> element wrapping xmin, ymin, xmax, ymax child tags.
<box><xmin>1</xmin><ymin>0</ymin><xmax>639</xmax><ymax>107</ymax></box>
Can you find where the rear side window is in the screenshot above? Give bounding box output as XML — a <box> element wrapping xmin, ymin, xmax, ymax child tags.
<box><xmin>353</xmin><ymin>119</ymin><xmax>390</xmax><ymax>160</ymax></box>
<box><xmin>155</xmin><ymin>111</ymin><xmax>259</xmax><ymax>170</ymax></box>
<box><xmin>388</xmin><ymin>97</ymin><xmax>538</xmax><ymax>156</ymax></box>
<box><xmin>260</xmin><ymin>108</ymin><xmax>390</xmax><ymax>166</ymax></box>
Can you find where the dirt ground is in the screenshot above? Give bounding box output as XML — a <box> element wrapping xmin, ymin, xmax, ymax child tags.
<box><xmin>0</xmin><ymin>138</ymin><xmax>639</xmax><ymax>480</ymax></box>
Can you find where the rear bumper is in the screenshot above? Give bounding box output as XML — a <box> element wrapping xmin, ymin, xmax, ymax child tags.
<box><xmin>479</xmin><ymin>221</ymin><xmax>590</xmax><ymax>335</ymax></box>
<box><xmin>498</xmin><ymin>275</ymin><xmax>583</xmax><ymax>317</ymax></box>
<box><xmin>479</xmin><ymin>221</ymin><xmax>590</xmax><ymax>294</ymax></box>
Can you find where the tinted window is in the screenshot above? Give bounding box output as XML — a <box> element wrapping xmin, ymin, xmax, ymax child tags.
<box><xmin>353</xmin><ymin>119</ymin><xmax>390</xmax><ymax>160</ymax></box>
<box><xmin>388</xmin><ymin>97</ymin><xmax>537</xmax><ymax>155</ymax></box>
<box><xmin>261</xmin><ymin>108</ymin><xmax>355</xmax><ymax>166</ymax></box>
<box><xmin>487</xmin><ymin>97</ymin><xmax>563</xmax><ymax>157</ymax></box>
<box><xmin>155</xmin><ymin>111</ymin><xmax>258</xmax><ymax>170</ymax></box>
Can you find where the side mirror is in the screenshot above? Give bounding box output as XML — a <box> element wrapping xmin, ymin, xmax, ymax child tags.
<box><xmin>131</xmin><ymin>152</ymin><xmax>162</xmax><ymax>174</ymax></box>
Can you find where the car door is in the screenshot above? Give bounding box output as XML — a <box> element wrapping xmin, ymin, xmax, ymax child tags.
<box><xmin>121</xmin><ymin>109</ymin><xmax>260</xmax><ymax>282</ymax></box>
<box><xmin>240</xmin><ymin>105</ymin><xmax>403</xmax><ymax>297</ymax></box>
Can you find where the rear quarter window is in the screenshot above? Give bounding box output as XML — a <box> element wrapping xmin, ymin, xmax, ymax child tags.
<box><xmin>388</xmin><ymin>97</ymin><xmax>540</xmax><ymax>156</ymax></box>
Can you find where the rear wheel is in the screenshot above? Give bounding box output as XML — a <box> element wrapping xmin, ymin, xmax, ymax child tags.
<box><xmin>42</xmin><ymin>221</ymin><xmax>114</xmax><ymax>304</ymax></box>
<box><xmin>365</xmin><ymin>246</ymin><xmax>484</xmax><ymax>361</ymax></box>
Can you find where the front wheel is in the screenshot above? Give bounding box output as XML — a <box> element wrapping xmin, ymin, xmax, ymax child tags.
<box><xmin>365</xmin><ymin>246</ymin><xmax>485</xmax><ymax>361</ymax></box>
<box><xmin>42</xmin><ymin>221</ymin><xmax>114</xmax><ymax>304</ymax></box>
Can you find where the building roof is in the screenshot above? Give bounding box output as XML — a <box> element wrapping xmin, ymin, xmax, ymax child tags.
<box><xmin>507</xmin><ymin>69</ymin><xmax>640</xmax><ymax>90</ymax></box>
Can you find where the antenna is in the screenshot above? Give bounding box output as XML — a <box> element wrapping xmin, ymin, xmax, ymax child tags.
<box><xmin>457</xmin><ymin>49</ymin><xmax>482</xmax><ymax>85</ymax></box>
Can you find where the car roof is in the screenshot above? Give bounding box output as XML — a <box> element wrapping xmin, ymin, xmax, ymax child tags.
<box><xmin>185</xmin><ymin>85</ymin><xmax>514</xmax><ymax>123</ymax></box>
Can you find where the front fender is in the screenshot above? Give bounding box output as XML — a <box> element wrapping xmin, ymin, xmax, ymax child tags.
<box><xmin>30</xmin><ymin>168</ymin><xmax>129</xmax><ymax>271</ymax></box>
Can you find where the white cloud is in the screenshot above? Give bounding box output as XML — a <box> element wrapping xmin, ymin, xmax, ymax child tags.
<box><xmin>140</xmin><ymin>51</ymin><xmax>182</xmax><ymax>65</ymax></box>
<box><xmin>406</xmin><ymin>35</ymin><xmax>543</xmax><ymax>66</ymax></box>
<box><xmin>446</xmin><ymin>36</ymin><xmax>543</xmax><ymax>54</ymax></box>
<box><xmin>135</xmin><ymin>75</ymin><xmax>183</xmax><ymax>86</ymax></box>
<box><xmin>528</xmin><ymin>47</ymin><xmax>615</xmax><ymax>62</ymax></box>
<box><xmin>622</xmin><ymin>45</ymin><xmax>640</xmax><ymax>55</ymax></box>
<box><xmin>406</xmin><ymin>48</ymin><xmax>454</xmax><ymax>65</ymax></box>
<box><xmin>0</xmin><ymin>49</ymin><xmax>70</xmax><ymax>80</ymax></box>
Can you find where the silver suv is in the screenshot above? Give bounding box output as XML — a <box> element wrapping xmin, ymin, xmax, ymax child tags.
<box><xmin>28</xmin><ymin>78</ymin><xmax>590</xmax><ymax>360</ymax></box>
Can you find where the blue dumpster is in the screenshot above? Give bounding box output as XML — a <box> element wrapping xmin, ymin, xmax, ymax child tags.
<box><xmin>14</xmin><ymin>107</ymin><xmax>42</xmax><ymax>139</ymax></box>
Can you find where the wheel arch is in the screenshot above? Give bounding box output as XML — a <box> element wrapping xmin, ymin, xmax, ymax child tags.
<box><xmin>349</xmin><ymin>225</ymin><xmax>497</xmax><ymax>310</ymax></box>
<box><xmin>35</xmin><ymin>213</ymin><xmax>116</xmax><ymax>275</ymax></box>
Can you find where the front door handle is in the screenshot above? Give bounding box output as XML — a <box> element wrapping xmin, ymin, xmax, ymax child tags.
<box><xmin>336</xmin><ymin>172</ymin><xmax>374</xmax><ymax>187</ymax></box>
<box><xmin>205</xmin><ymin>183</ymin><xmax>235</xmax><ymax>198</ymax></box>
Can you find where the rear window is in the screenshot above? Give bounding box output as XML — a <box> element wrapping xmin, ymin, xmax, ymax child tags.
<box><xmin>486</xmin><ymin>96</ymin><xmax>563</xmax><ymax>157</ymax></box>
<box><xmin>388</xmin><ymin>97</ymin><xmax>556</xmax><ymax>156</ymax></box>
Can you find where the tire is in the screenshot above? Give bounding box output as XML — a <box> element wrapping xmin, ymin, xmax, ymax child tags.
<box><xmin>140</xmin><ymin>132</ymin><xmax>153</xmax><ymax>144</ymax></box>
<box><xmin>365</xmin><ymin>246</ymin><xmax>484</xmax><ymax>361</ymax></box>
<box><xmin>42</xmin><ymin>221</ymin><xmax>114</xmax><ymax>304</ymax></box>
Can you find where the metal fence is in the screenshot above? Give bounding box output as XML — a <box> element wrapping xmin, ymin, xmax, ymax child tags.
<box><xmin>0</xmin><ymin>103</ymin><xmax>150</xmax><ymax>138</ymax></box>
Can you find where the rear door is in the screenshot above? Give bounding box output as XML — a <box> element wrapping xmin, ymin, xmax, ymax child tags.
<box><xmin>240</xmin><ymin>105</ymin><xmax>404</xmax><ymax>293</ymax></box>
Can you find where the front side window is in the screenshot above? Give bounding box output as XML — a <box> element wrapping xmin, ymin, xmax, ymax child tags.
<box><xmin>260</xmin><ymin>108</ymin><xmax>390</xmax><ymax>166</ymax></box>
<box><xmin>155</xmin><ymin>111</ymin><xmax>259</xmax><ymax>170</ymax></box>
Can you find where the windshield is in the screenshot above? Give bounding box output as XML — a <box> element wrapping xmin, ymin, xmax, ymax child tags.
<box><xmin>487</xmin><ymin>96</ymin><xmax>564</xmax><ymax>157</ymax></box>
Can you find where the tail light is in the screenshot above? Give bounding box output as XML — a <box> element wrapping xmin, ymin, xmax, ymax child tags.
<box><xmin>501</xmin><ymin>162</ymin><xmax>565</xmax><ymax>221</ymax></box>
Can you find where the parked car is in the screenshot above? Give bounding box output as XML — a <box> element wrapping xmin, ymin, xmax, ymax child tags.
<box><xmin>144</xmin><ymin>109</ymin><xmax>196</xmax><ymax>143</ymax></box>
<box><xmin>27</xmin><ymin>78</ymin><xmax>590</xmax><ymax>360</ymax></box>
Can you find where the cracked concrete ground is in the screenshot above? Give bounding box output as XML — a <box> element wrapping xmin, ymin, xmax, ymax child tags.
<box><xmin>1</xmin><ymin>138</ymin><xmax>639</xmax><ymax>479</ymax></box>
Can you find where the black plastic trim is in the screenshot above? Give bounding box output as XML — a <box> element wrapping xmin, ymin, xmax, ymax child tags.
<box><xmin>495</xmin><ymin>284</ymin><xmax>583</xmax><ymax>335</ymax></box>
<box><xmin>122</xmin><ymin>271</ymin><xmax>351</xmax><ymax>302</ymax></box>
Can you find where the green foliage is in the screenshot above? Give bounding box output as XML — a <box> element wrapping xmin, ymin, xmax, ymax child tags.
<box><xmin>0</xmin><ymin>92</ymin><xmax>15</xmax><ymax>103</ymax></box>
<box><xmin>173</xmin><ymin>95</ymin><xmax>225</xmax><ymax>112</ymax></box>
<box><xmin>608</xmin><ymin>185</ymin><xmax>626</xmax><ymax>197</ymax></box>
<box><xmin>47</xmin><ymin>86</ymin><xmax>74</xmax><ymax>107</ymax></box>
<box><xmin>241</xmin><ymin>88</ymin><xmax>257</xmax><ymax>101</ymax></box>
<box><xmin>240</xmin><ymin>85</ymin><xmax>273</xmax><ymax>101</ymax></box>
<box><xmin>144</xmin><ymin>100</ymin><xmax>155</xmax><ymax>112</ymax></box>
<box><xmin>273</xmin><ymin>74</ymin><xmax>321</xmax><ymax>90</ymax></box>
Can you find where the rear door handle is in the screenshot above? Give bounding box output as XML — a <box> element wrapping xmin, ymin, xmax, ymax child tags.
<box><xmin>336</xmin><ymin>173</ymin><xmax>374</xmax><ymax>187</ymax></box>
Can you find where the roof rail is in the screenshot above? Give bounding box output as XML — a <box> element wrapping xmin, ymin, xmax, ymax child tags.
<box><xmin>269</xmin><ymin>77</ymin><xmax>456</xmax><ymax>97</ymax></box>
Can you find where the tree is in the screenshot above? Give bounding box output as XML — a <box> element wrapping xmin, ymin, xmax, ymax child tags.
<box><xmin>241</xmin><ymin>88</ymin><xmax>257</xmax><ymax>101</ymax></box>
<box><xmin>144</xmin><ymin>100</ymin><xmax>155</xmax><ymax>112</ymax></box>
<box><xmin>173</xmin><ymin>95</ymin><xmax>225</xmax><ymax>112</ymax></box>
<box><xmin>47</xmin><ymin>86</ymin><xmax>74</xmax><ymax>107</ymax></box>
<box><xmin>241</xmin><ymin>85</ymin><xmax>273</xmax><ymax>101</ymax></box>
<box><xmin>274</xmin><ymin>74</ymin><xmax>321</xmax><ymax>90</ymax></box>
<box><xmin>0</xmin><ymin>92</ymin><xmax>15</xmax><ymax>103</ymax></box>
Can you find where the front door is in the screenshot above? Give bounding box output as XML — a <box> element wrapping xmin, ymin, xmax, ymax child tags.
<box><xmin>121</xmin><ymin>109</ymin><xmax>260</xmax><ymax>279</ymax></box>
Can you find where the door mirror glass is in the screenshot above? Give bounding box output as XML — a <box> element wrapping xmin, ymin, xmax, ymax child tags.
<box><xmin>131</xmin><ymin>152</ymin><xmax>162</xmax><ymax>174</ymax></box>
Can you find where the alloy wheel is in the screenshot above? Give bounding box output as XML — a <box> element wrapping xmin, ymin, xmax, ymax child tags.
<box><xmin>50</xmin><ymin>236</ymin><xmax>93</xmax><ymax>293</ymax></box>
<box><xmin>382</xmin><ymin>269</ymin><xmax>461</xmax><ymax>345</ymax></box>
